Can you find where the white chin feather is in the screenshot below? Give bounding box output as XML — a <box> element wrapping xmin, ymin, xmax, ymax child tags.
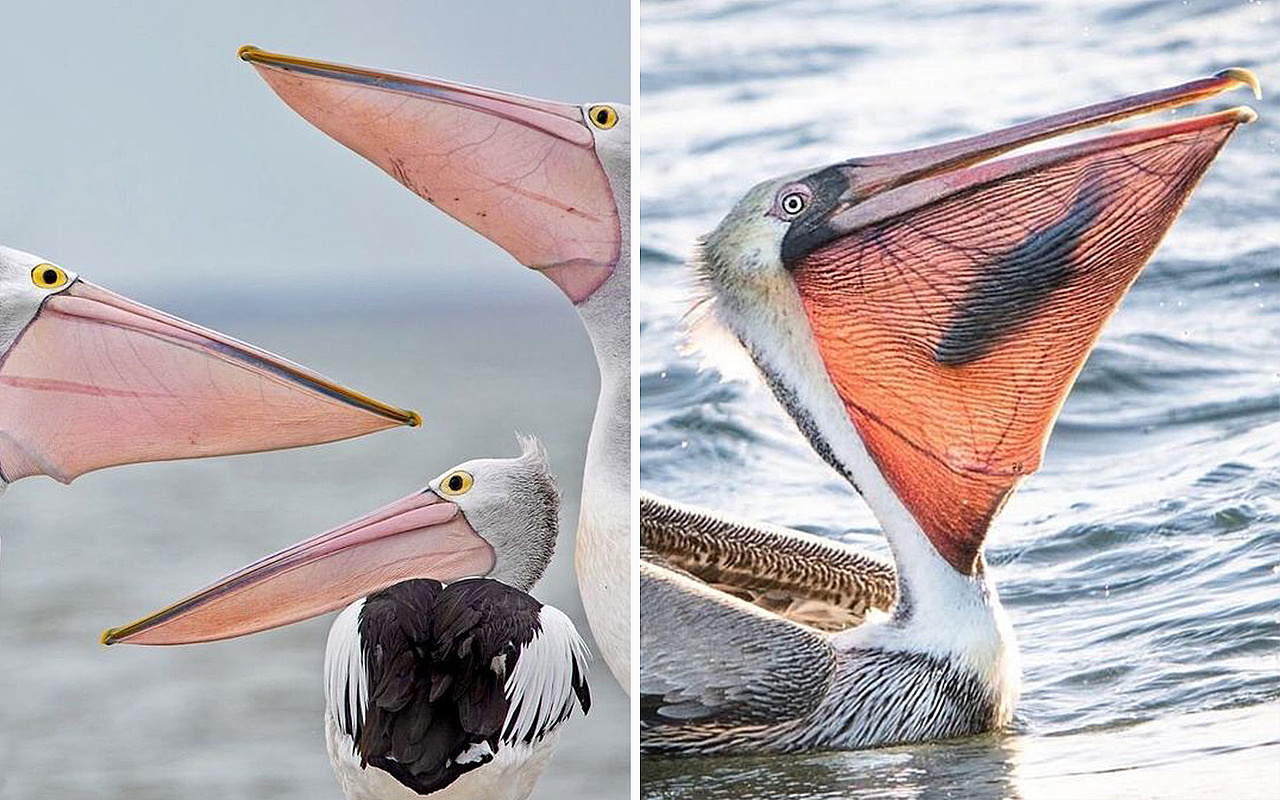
<box><xmin>682</xmin><ymin>292</ymin><xmax>766</xmax><ymax>387</ymax></box>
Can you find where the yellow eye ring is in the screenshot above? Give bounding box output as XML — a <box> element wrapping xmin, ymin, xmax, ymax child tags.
<box><xmin>588</xmin><ymin>104</ymin><xmax>618</xmax><ymax>130</ymax></box>
<box><xmin>439</xmin><ymin>470</ymin><xmax>474</xmax><ymax>496</ymax></box>
<box><xmin>31</xmin><ymin>264</ymin><xmax>69</xmax><ymax>290</ymax></box>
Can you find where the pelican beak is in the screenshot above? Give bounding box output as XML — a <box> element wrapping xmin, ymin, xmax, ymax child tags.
<box><xmin>775</xmin><ymin>69</ymin><xmax>1258</xmax><ymax>574</ymax></box>
<box><xmin>240</xmin><ymin>45</ymin><xmax>622</xmax><ymax>303</ymax></box>
<box><xmin>0</xmin><ymin>280</ymin><xmax>418</xmax><ymax>484</ymax></box>
<box><xmin>781</xmin><ymin>68</ymin><xmax>1260</xmax><ymax>262</ymax></box>
<box><xmin>103</xmin><ymin>489</ymin><xmax>495</xmax><ymax>645</ymax></box>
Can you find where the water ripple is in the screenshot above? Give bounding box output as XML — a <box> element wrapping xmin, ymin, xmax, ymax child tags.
<box><xmin>640</xmin><ymin>0</ymin><xmax>1280</xmax><ymax>794</ymax></box>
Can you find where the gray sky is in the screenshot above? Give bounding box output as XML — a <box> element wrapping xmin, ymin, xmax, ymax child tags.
<box><xmin>0</xmin><ymin>1</ymin><xmax>628</xmax><ymax>310</ymax></box>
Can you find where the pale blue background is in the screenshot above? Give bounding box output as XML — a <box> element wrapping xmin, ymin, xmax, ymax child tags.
<box><xmin>0</xmin><ymin>2</ymin><xmax>629</xmax><ymax>799</ymax></box>
<box><xmin>0</xmin><ymin>0</ymin><xmax>627</xmax><ymax>304</ymax></box>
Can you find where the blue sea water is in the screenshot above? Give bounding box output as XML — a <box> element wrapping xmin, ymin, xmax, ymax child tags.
<box><xmin>639</xmin><ymin>0</ymin><xmax>1280</xmax><ymax>797</ymax></box>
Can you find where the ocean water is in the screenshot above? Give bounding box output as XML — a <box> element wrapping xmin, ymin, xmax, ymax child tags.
<box><xmin>0</xmin><ymin>294</ymin><xmax>627</xmax><ymax>799</ymax></box>
<box><xmin>638</xmin><ymin>0</ymin><xmax>1280</xmax><ymax>797</ymax></box>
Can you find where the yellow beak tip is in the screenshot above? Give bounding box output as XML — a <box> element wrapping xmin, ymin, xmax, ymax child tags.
<box><xmin>100</xmin><ymin>628</ymin><xmax>120</xmax><ymax>646</ymax></box>
<box><xmin>1216</xmin><ymin>67</ymin><xmax>1262</xmax><ymax>100</ymax></box>
<box><xmin>406</xmin><ymin>410</ymin><xmax>423</xmax><ymax>427</ymax></box>
<box><xmin>238</xmin><ymin>44</ymin><xmax>263</xmax><ymax>62</ymax></box>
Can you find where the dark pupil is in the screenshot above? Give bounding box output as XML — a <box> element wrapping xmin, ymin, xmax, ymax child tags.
<box><xmin>448</xmin><ymin>475</ymin><xmax>463</xmax><ymax>491</ymax></box>
<box><xmin>41</xmin><ymin>269</ymin><xmax>57</xmax><ymax>284</ymax></box>
<box><xmin>596</xmin><ymin>109</ymin><xmax>610</xmax><ymax>124</ymax></box>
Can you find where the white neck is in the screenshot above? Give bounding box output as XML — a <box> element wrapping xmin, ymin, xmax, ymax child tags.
<box><xmin>712</xmin><ymin>282</ymin><xmax>1019</xmax><ymax>712</ymax></box>
<box><xmin>575</xmin><ymin>252</ymin><xmax>630</xmax><ymax>500</ymax></box>
<box><xmin>573</xmin><ymin>128</ymin><xmax>631</xmax><ymax>516</ymax></box>
<box><xmin>569</xmin><ymin>151</ymin><xmax>631</xmax><ymax>689</ymax></box>
<box><xmin>710</xmin><ymin>274</ymin><xmax>1013</xmax><ymax>644</ymax></box>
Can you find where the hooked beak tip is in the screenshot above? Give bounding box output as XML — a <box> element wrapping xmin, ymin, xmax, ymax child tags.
<box><xmin>100</xmin><ymin>628</ymin><xmax>121</xmax><ymax>647</ymax></box>
<box><xmin>239</xmin><ymin>44</ymin><xmax>264</xmax><ymax>63</ymax></box>
<box><xmin>405</xmin><ymin>410</ymin><xmax>423</xmax><ymax>428</ymax></box>
<box><xmin>1229</xmin><ymin>105</ymin><xmax>1260</xmax><ymax>125</ymax></box>
<box><xmin>1215</xmin><ymin>67</ymin><xmax>1262</xmax><ymax>100</ymax></box>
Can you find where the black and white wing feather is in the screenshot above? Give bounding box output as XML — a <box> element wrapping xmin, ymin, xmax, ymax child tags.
<box><xmin>325</xmin><ymin>578</ymin><xmax>590</xmax><ymax>796</ymax></box>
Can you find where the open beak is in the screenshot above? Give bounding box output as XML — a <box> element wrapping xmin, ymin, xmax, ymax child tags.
<box><xmin>778</xmin><ymin>69</ymin><xmax>1259</xmax><ymax>574</ymax></box>
<box><xmin>782</xmin><ymin>68</ymin><xmax>1260</xmax><ymax>261</ymax></box>
<box><xmin>240</xmin><ymin>45</ymin><xmax>621</xmax><ymax>303</ymax></box>
<box><xmin>103</xmin><ymin>488</ymin><xmax>495</xmax><ymax>645</ymax></box>
<box><xmin>0</xmin><ymin>280</ymin><xmax>419</xmax><ymax>484</ymax></box>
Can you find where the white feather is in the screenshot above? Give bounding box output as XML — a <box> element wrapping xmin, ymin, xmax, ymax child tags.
<box><xmin>325</xmin><ymin>599</ymin><xmax>370</xmax><ymax>740</ymax></box>
<box><xmin>503</xmin><ymin>605</ymin><xmax>590</xmax><ymax>744</ymax></box>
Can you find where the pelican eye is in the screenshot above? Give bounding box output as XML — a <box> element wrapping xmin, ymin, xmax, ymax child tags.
<box><xmin>779</xmin><ymin>191</ymin><xmax>807</xmax><ymax>216</ymax></box>
<box><xmin>31</xmin><ymin>264</ymin><xmax>69</xmax><ymax>290</ymax></box>
<box><xmin>588</xmin><ymin>104</ymin><xmax>618</xmax><ymax>130</ymax></box>
<box><xmin>440</xmin><ymin>470</ymin><xmax>474</xmax><ymax>496</ymax></box>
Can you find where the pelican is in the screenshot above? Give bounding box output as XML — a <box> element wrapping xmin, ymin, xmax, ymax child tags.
<box><xmin>640</xmin><ymin>70</ymin><xmax>1260</xmax><ymax>754</ymax></box>
<box><xmin>0</xmin><ymin>243</ymin><xmax>415</xmax><ymax>494</ymax></box>
<box><xmin>235</xmin><ymin>46</ymin><xmax>631</xmax><ymax>689</ymax></box>
<box><xmin>105</xmin><ymin>436</ymin><xmax>590</xmax><ymax>800</ymax></box>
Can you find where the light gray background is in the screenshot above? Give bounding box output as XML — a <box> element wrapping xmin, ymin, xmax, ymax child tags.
<box><xmin>0</xmin><ymin>1</ymin><xmax>626</xmax><ymax>302</ymax></box>
<box><xmin>0</xmin><ymin>2</ymin><xmax>629</xmax><ymax>798</ymax></box>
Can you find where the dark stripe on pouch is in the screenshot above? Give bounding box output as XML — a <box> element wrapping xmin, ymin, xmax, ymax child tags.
<box><xmin>934</xmin><ymin>184</ymin><xmax>1105</xmax><ymax>365</ymax></box>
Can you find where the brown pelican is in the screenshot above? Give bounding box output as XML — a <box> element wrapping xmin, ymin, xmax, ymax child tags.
<box><xmin>105</xmin><ymin>436</ymin><xmax>590</xmax><ymax>800</ymax></box>
<box><xmin>0</xmin><ymin>244</ymin><xmax>415</xmax><ymax>490</ymax></box>
<box><xmin>236</xmin><ymin>47</ymin><xmax>631</xmax><ymax>690</ymax></box>
<box><xmin>640</xmin><ymin>70</ymin><xmax>1260</xmax><ymax>754</ymax></box>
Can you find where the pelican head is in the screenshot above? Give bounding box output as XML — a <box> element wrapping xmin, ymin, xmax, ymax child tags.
<box><xmin>238</xmin><ymin>46</ymin><xmax>629</xmax><ymax>304</ymax></box>
<box><xmin>0</xmin><ymin>245</ymin><xmax>417</xmax><ymax>486</ymax></box>
<box><xmin>103</xmin><ymin>435</ymin><xmax>561</xmax><ymax>645</ymax></box>
<box><xmin>696</xmin><ymin>70</ymin><xmax>1259</xmax><ymax>576</ymax></box>
<box><xmin>431</xmin><ymin>434</ymin><xmax>560</xmax><ymax>593</ymax></box>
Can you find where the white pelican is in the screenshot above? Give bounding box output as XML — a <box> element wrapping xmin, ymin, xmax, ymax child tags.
<box><xmin>234</xmin><ymin>46</ymin><xmax>631</xmax><ymax>690</ymax></box>
<box><xmin>105</xmin><ymin>436</ymin><xmax>590</xmax><ymax>800</ymax></box>
<box><xmin>0</xmin><ymin>243</ymin><xmax>416</xmax><ymax>493</ymax></box>
<box><xmin>640</xmin><ymin>70</ymin><xmax>1260</xmax><ymax>754</ymax></box>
